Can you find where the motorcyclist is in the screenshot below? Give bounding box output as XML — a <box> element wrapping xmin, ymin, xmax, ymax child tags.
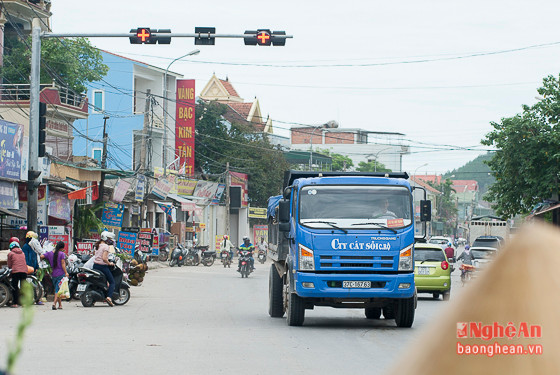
<box><xmin>444</xmin><ymin>242</ymin><xmax>455</xmax><ymax>262</ymax></box>
<box><xmin>457</xmin><ymin>245</ymin><xmax>474</xmax><ymax>265</ymax></box>
<box><xmin>237</xmin><ymin>236</ymin><xmax>255</xmax><ymax>272</ymax></box>
<box><xmin>222</xmin><ymin>235</ymin><xmax>235</xmax><ymax>260</ymax></box>
<box><xmin>257</xmin><ymin>237</ymin><xmax>268</xmax><ymax>256</ymax></box>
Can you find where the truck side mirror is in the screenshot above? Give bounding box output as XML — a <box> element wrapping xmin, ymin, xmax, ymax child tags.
<box><xmin>283</xmin><ymin>187</ymin><xmax>292</xmax><ymax>199</ymax></box>
<box><xmin>420</xmin><ymin>200</ymin><xmax>431</xmax><ymax>222</ymax></box>
<box><xmin>279</xmin><ymin>198</ymin><xmax>290</xmax><ymax>225</ymax></box>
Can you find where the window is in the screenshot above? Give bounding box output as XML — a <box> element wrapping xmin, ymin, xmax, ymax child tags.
<box><xmin>92</xmin><ymin>90</ymin><xmax>104</xmax><ymax>113</ymax></box>
<box><xmin>92</xmin><ymin>148</ymin><xmax>102</xmax><ymax>163</ymax></box>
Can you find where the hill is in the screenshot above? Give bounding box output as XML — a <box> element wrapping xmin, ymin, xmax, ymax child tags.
<box><xmin>443</xmin><ymin>152</ymin><xmax>495</xmax><ymax>194</ymax></box>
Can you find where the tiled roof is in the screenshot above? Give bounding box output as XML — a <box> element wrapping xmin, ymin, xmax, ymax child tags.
<box><xmin>410</xmin><ymin>176</ymin><xmax>441</xmax><ymax>195</ymax></box>
<box><xmin>412</xmin><ymin>175</ymin><xmax>442</xmax><ymax>185</ymax></box>
<box><xmin>451</xmin><ymin>180</ymin><xmax>479</xmax><ymax>192</ymax></box>
<box><xmin>220</xmin><ymin>79</ymin><xmax>240</xmax><ymax>98</ymax></box>
<box><xmin>227</xmin><ymin>102</ymin><xmax>253</xmax><ymax>119</ymax></box>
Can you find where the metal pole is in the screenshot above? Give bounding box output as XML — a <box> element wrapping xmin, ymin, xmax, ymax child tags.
<box><xmin>27</xmin><ymin>23</ymin><xmax>41</xmax><ymax>232</ymax></box>
<box><xmin>225</xmin><ymin>162</ymin><xmax>230</xmax><ymax>237</ymax></box>
<box><xmin>95</xmin><ymin>116</ymin><xmax>109</xmax><ymax>207</ymax></box>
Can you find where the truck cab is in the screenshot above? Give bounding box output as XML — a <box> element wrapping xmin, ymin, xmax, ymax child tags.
<box><xmin>267</xmin><ymin>171</ymin><xmax>431</xmax><ymax>327</ymax></box>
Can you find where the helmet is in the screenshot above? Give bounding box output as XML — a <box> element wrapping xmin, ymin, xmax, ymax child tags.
<box><xmin>242</xmin><ymin>235</ymin><xmax>250</xmax><ymax>241</ymax></box>
<box><xmin>101</xmin><ymin>231</ymin><xmax>116</xmax><ymax>241</ymax></box>
<box><xmin>9</xmin><ymin>237</ymin><xmax>20</xmax><ymax>244</ymax></box>
<box><xmin>223</xmin><ymin>235</ymin><xmax>228</xmax><ymax>240</ymax></box>
<box><xmin>68</xmin><ymin>254</ymin><xmax>78</xmax><ymax>263</ymax></box>
<box><xmin>447</xmin><ymin>242</ymin><xmax>452</xmax><ymax>246</ymax></box>
<box><xmin>26</xmin><ymin>231</ymin><xmax>38</xmax><ymax>239</ymax></box>
<box><xmin>465</xmin><ymin>245</ymin><xmax>470</xmax><ymax>250</ymax></box>
<box><xmin>9</xmin><ymin>241</ymin><xmax>20</xmax><ymax>249</ymax></box>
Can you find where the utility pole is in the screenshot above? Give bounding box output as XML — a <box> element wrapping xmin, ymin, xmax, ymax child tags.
<box><xmin>27</xmin><ymin>22</ymin><xmax>41</xmax><ymax>232</ymax></box>
<box><xmin>95</xmin><ymin>116</ymin><xmax>109</xmax><ymax>207</ymax></box>
<box><xmin>139</xmin><ymin>89</ymin><xmax>151</xmax><ymax>228</ymax></box>
<box><xmin>225</xmin><ymin>162</ymin><xmax>230</xmax><ymax>237</ymax></box>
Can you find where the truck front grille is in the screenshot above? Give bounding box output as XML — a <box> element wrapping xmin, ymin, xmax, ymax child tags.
<box><xmin>318</xmin><ymin>254</ymin><xmax>395</xmax><ymax>271</ymax></box>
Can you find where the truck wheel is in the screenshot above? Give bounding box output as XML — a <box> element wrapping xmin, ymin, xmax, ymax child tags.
<box><xmin>395</xmin><ymin>297</ymin><xmax>415</xmax><ymax>328</ymax></box>
<box><xmin>269</xmin><ymin>264</ymin><xmax>285</xmax><ymax>318</ymax></box>
<box><xmin>365</xmin><ymin>307</ymin><xmax>381</xmax><ymax>319</ymax></box>
<box><xmin>383</xmin><ymin>305</ymin><xmax>395</xmax><ymax>319</ymax></box>
<box><xmin>287</xmin><ymin>293</ymin><xmax>305</xmax><ymax>326</ymax></box>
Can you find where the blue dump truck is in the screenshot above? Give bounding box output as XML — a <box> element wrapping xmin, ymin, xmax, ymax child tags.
<box><xmin>267</xmin><ymin>171</ymin><xmax>431</xmax><ymax>327</ymax></box>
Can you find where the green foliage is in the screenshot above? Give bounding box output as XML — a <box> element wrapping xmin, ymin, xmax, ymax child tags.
<box><xmin>6</xmin><ymin>282</ymin><xmax>34</xmax><ymax>374</ymax></box>
<box><xmin>356</xmin><ymin>160</ymin><xmax>391</xmax><ymax>173</ymax></box>
<box><xmin>481</xmin><ymin>74</ymin><xmax>560</xmax><ymax>217</ymax></box>
<box><xmin>443</xmin><ymin>153</ymin><xmax>495</xmax><ymax>194</ymax></box>
<box><xmin>195</xmin><ymin>101</ymin><xmax>289</xmax><ymax>206</ymax></box>
<box><xmin>1</xmin><ymin>36</ymin><xmax>108</xmax><ymax>94</ymax></box>
<box><xmin>316</xmin><ymin>149</ymin><xmax>354</xmax><ymax>171</ymax></box>
<box><xmin>429</xmin><ymin>178</ymin><xmax>458</xmax><ymax>233</ymax></box>
<box><xmin>74</xmin><ymin>204</ymin><xmax>104</xmax><ymax>239</ymax></box>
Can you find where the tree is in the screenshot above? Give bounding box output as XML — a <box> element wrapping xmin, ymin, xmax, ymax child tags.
<box><xmin>195</xmin><ymin>101</ymin><xmax>289</xmax><ymax>206</ymax></box>
<box><xmin>316</xmin><ymin>149</ymin><xmax>353</xmax><ymax>171</ymax></box>
<box><xmin>356</xmin><ymin>160</ymin><xmax>391</xmax><ymax>173</ymax></box>
<box><xmin>481</xmin><ymin>74</ymin><xmax>560</xmax><ymax>217</ymax></box>
<box><xmin>1</xmin><ymin>36</ymin><xmax>108</xmax><ymax>93</ymax></box>
<box><xmin>429</xmin><ymin>178</ymin><xmax>458</xmax><ymax>234</ymax></box>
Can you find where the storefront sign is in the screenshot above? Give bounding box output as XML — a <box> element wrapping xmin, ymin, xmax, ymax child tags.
<box><xmin>230</xmin><ymin>172</ymin><xmax>248</xmax><ymax>207</ymax></box>
<box><xmin>0</xmin><ymin>120</ymin><xmax>24</xmax><ymax>180</ymax></box>
<box><xmin>0</xmin><ymin>180</ymin><xmax>18</xmax><ymax>209</ymax></box>
<box><xmin>248</xmin><ymin>207</ymin><xmax>267</xmax><ymax>219</ymax></box>
<box><xmin>101</xmin><ymin>202</ymin><xmax>125</xmax><ymax>230</ymax></box>
<box><xmin>211</xmin><ymin>183</ymin><xmax>226</xmax><ymax>205</ymax></box>
<box><xmin>48</xmin><ymin>191</ymin><xmax>71</xmax><ymax>222</ymax></box>
<box><xmin>253</xmin><ymin>225</ymin><xmax>268</xmax><ymax>245</ymax></box>
<box><xmin>152</xmin><ymin>176</ymin><xmax>174</xmax><ymax>200</ymax></box>
<box><xmin>76</xmin><ymin>242</ymin><xmax>95</xmax><ymax>255</ymax></box>
<box><xmin>49</xmin><ymin>234</ymin><xmax>70</xmax><ymax>254</ymax></box>
<box><xmin>39</xmin><ymin>226</ymin><xmax>48</xmax><ymax>242</ymax></box>
<box><xmin>112</xmin><ymin>179</ymin><xmax>131</xmax><ymax>202</ymax></box>
<box><xmin>193</xmin><ymin>180</ymin><xmax>219</xmax><ymax>200</ymax></box>
<box><xmin>175</xmin><ymin>79</ymin><xmax>196</xmax><ymax>176</ymax></box>
<box><xmin>117</xmin><ymin>230</ymin><xmax>138</xmax><ymax>256</ymax></box>
<box><xmin>138</xmin><ymin>228</ymin><xmax>153</xmax><ymax>254</ymax></box>
<box><xmin>135</xmin><ymin>175</ymin><xmax>145</xmax><ymax>202</ymax></box>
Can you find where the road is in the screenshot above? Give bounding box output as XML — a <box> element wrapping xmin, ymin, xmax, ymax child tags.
<box><xmin>0</xmin><ymin>260</ymin><xmax>465</xmax><ymax>375</ymax></box>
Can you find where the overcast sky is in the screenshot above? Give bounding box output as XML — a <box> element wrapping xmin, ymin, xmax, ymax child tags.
<box><xmin>52</xmin><ymin>0</ymin><xmax>560</xmax><ymax>175</ymax></box>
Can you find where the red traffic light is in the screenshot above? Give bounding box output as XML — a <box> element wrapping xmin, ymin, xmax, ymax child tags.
<box><xmin>137</xmin><ymin>28</ymin><xmax>151</xmax><ymax>42</ymax></box>
<box><xmin>256</xmin><ymin>29</ymin><xmax>271</xmax><ymax>46</ymax></box>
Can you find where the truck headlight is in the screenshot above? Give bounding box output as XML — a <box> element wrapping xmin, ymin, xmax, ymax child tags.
<box><xmin>299</xmin><ymin>244</ymin><xmax>315</xmax><ymax>271</ymax></box>
<box><xmin>398</xmin><ymin>245</ymin><xmax>413</xmax><ymax>271</ymax></box>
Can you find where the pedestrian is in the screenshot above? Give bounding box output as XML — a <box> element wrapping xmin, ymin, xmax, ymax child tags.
<box><xmin>21</xmin><ymin>235</ymin><xmax>44</xmax><ymax>305</ymax></box>
<box><xmin>92</xmin><ymin>231</ymin><xmax>116</xmax><ymax>307</ymax></box>
<box><xmin>7</xmin><ymin>241</ymin><xmax>28</xmax><ymax>308</ymax></box>
<box><xmin>40</xmin><ymin>241</ymin><xmax>69</xmax><ymax>310</ymax></box>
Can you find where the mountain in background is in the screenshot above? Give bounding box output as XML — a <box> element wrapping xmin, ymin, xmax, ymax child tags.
<box><xmin>443</xmin><ymin>152</ymin><xmax>495</xmax><ymax>195</ymax></box>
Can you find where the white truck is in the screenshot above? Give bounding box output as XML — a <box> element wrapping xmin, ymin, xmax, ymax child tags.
<box><xmin>468</xmin><ymin>215</ymin><xmax>510</xmax><ymax>244</ymax></box>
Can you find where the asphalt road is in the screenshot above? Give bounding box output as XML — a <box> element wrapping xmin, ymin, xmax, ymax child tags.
<box><xmin>0</xmin><ymin>260</ymin><xmax>465</xmax><ymax>375</ymax></box>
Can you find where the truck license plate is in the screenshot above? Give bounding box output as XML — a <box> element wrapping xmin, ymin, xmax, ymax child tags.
<box><xmin>77</xmin><ymin>284</ymin><xmax>87</xmax><ymax>292</ymax></box>
<box><xmin>417</xmin><ymin>267</ymin><xmax>430</xmax><ymax>275</ymax></box>
<box><xmin>343</xmin><ymin>281</ymin><xmax>371</xmax><ymax>288</ymax></box>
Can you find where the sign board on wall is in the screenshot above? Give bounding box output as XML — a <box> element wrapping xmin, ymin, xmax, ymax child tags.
<box><xmin>253</xmin><ymin>225</ymin><xmax>268</xmax><ymax>245</ymax></box>
<box><xmin>175</xmin><ymin>79</ymin><xmax>195</xmax><ymax>176</ymax></box>
<box><xmin>76</xmin><ymin>242</ymin><xmax>95</xmax><ymax>255</ymax></box>
<box><xmin>101</xmin><ymin>202</ymin><xmax>125</xmax><ymax>230</ymax></box>
<box><xmin>138</xmin><ymin>228</ymin><xmax>153</xmax><ymax>254</ymax></box>
<box><xmin>48</xmin><ymin>191</ymin><xmax>72</xmax><ymax>221</ymax></box>
<box><xmin>248</xmin><ymin>207</ymin><xmax>267</xmax><ymax>219</ymax></box>
<box><xmin>0</xmin><ymin>180</ymin><xmax>18</xmax><ymax>209</ymax></box>
<box><xmin>117</xmin><ymin>228</ymin><xmax>138</xmax><ymax>256</ymax></box>
<box><xmin>0</xmin><ymin>120</ymin><xmax>24</xmax><ymax>180</ymax></box>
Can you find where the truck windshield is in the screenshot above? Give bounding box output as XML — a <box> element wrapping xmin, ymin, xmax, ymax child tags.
<box><xmin>299</xmin><ymin>185</ymin><xmax>412</xmax><ymax>230</ymax></box>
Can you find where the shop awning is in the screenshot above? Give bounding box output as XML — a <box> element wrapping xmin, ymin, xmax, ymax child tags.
<box><xmin>167</xmin><ymin>194</ymin><xmax>199</xmax><ymax>212</ymax></box>
<box><xmin>0</xmin><ymin>207</ymin><xmax>26</xmax><ymax>219</ymax></box>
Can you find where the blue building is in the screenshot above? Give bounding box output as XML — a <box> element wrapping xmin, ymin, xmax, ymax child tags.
<box><xmin>73</xmin><ymin>51</ymin><xmax>182</xmax><ymax>172</ymax></box>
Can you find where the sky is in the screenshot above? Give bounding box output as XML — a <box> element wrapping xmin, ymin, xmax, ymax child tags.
<box><xmin>51</xmin><ymin>0</ymin><xmax>560</xmax><ymax>175</ymax></box>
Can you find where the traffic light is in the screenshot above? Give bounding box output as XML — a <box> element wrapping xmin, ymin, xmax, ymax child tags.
<box><xmin>244</xmin><ymin>29</ymin><xmax>287</xmax><ymax>46</ymax></box>
<box><xmin>129</xmin><ymin>28</ymin><xmax>171</xmax><ymax>44</ymax></box>
<box><xmin>195</xmin><ymin>27</ymin><xmax>215</xmax><ymax>45</ymax></box>
<box><xmin>38</xmin><ymin>102</ymin><xmax>47</xmax><ymax>157</ymax></box>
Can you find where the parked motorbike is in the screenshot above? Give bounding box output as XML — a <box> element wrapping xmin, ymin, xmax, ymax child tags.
<box><xmin>199</xmin><ymin>246</ymin><xmax>216</xmax><ymax>267</ymax></box>
<box><xmin>185</xmin><ymin>246</ymin><xmax>200</xmax><ymax>266</ymax></box>
<box><xmin>0</xmin><ymin>268</ymin><xmax>13</xmax><ymax>307</ymax></box>
<box><xmin>257</xmin><ymin>250</ymin><xmax>267</xmax><ymax>264</ymax></box>
<box><xmin>238</xmin><ymin>250</ymin><xmax>253</xmax><ymax>278</ymax></box>
<box><xmin>134</xmin><ymin>244</ymin><xmax>151</xmax><ymax>264</ymax></box>
<box><xmin>158</xmin><ymin>244</ymin><xmax>170</xmax><ymax>262</ymax></box>
<box><xmin>169</xmin><ymin>244</ymin><xmax>187</xmax><ymax>267</ymax></box>
<box><xmin>66</xmin><ymin>254</ymin><xmax>88</xmax><ymax>300</ymax></box>
<box><xmin>77</xmin><ymin>255</ymin><xmax>131</xmax><ymax>307</ymax></box>
<box><xmin>220</xmin><ymin>250</ymin><xmax>232</xmax><ymax>268</ymax></box>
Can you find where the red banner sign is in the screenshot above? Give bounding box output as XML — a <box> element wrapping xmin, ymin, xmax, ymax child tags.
<box><xmin>175</xmin><ymin>79</ymin><xmax>195</xmax><ymax>176</ymax></box>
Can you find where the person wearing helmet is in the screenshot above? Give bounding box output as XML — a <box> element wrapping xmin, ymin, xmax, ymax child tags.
<box><xmin>92</xmin><ymin>231</ymin><xmax>117</xmax><ymax>306</ymax></box>
<box><xmin>457</xmin><ymin>245</ymin><xmax>474</xmax><ymax>265</ymax></box>
<box><xmin>444</xmin><ymin>242</ymin><xmax>455</xmax><ymax>262</ymax></box>
<box><xmin>25</xmin><ymin>231</ymin><xmax>44</xmax><ymax>258</ymax></box>
<box><xmin>7</xmin><ymin>242</ymin><xmax>28</xmax><ymax>308</ymax></box>
<box><xmin>222</xmin><ymin>235</ymin><xmax>235</xmax><ymax>261</ymax></box>
<box><xmin>9</xmin><ymin>236</ymin><xmax>20</xmax><ymax>244</ymax></box>
<box><xmin>237</xmin><ymin>236</ymin><xmax>255</xmax><ymax>272</ymax></box>
<box><xmin>22</xmin><ymin>233</ymin><xmax>39</xmax><ymax>273</ymax></box>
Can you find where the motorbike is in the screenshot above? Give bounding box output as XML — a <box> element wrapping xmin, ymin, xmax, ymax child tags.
<box><xmin>220</xmin><ymin>250</ymin><xmax>232</xmax><ymax>268</ymax></box>
<box><xmin>66</xmin><ymin>254</ymin><xmax>89</xmax><ymax>300</ymax></box>
<box><xmin>199</xmin><ymin>246</ymin><xmax>216</xmax><ymax>267</ymax></box>
<box><xmin>257</xmin><ymin>250</ymin><xmax>267</xmax><ymax>264</ymax></box>
<box><xmin>185</xmin><ymin>246</ymin><xmax>200</xmax><ymax>266</ymax></box>
<box><xmin>460</xmin><ymin>263</ymin><xmax>476</xmax><ymax>286</ymax></box>
<box><xmin>77</xmin><ymin>255</ymin><xmax>131</xmax><ymax>307</ymax></box>
<box><xmin>0</xmin><ymin>268</ymin><xmax>13</xmax><ymax>307</ymax></box>
<box><xmin>169</xmin><ymin>244</ymin><xmax>187</xmax><ymax>267</ymax></box>
<box><xmin>158</xmin><ymin>243</ymin><xmax>170</xmax><ymax>262</ymax></box>
<box><xmin>238</xmin><ymin>250</ymin><xmax>253</xmax><ymax>278</ymax></box>
<box><xmin>134</xmin><ymin>244</ymin><xmax>151</xmax><ymax>264</ymax></box>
